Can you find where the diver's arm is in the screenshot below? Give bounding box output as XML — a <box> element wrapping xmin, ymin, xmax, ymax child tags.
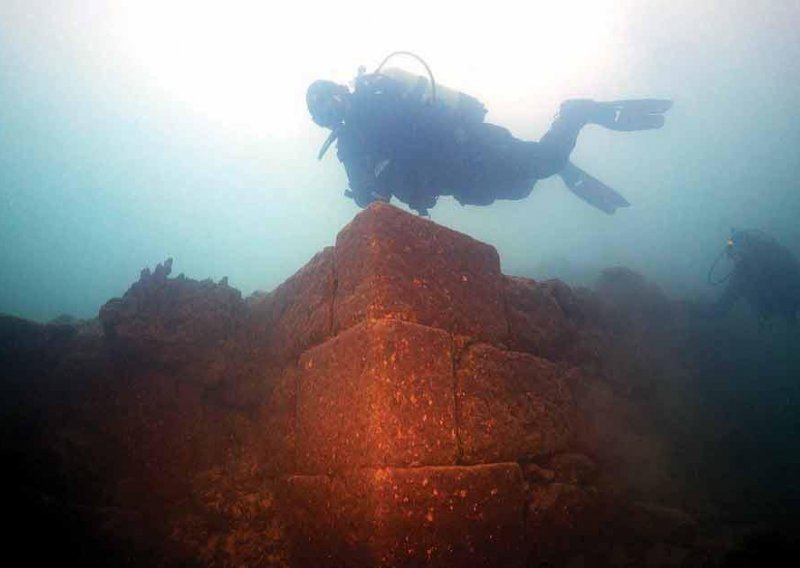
<box><xmin>338</xmin><ymin>130</ymin><xmax>390</xmax><ymax>207</ymax></box>
<box><xmin>336</xmin><ymin>80</ymin><xmax>405</xmax><ymax>207</ymax></box>
<box><xmin>342</xmin><ymin>153</ymin><xmax>383</xmax><ymax>207</ymax></box>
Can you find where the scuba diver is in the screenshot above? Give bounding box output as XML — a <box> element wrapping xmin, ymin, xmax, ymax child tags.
<box><xmin>705</xmin><ymin>229</ymin><xmax>800</xmax><ymax>324</ymax></box>
<box><xmin>306</xmin><ymin>51</ymin><xmax>673</xmax><ymax>216</ymax></box>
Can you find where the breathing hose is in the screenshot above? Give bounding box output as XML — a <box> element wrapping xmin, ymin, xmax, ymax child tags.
<box><xmin>373</xmin><ymin>51</ymin><xmax>438</xmax><ymax>103</ymax></box>
<box><xmin>707</xmin><ymin>245</ymin><xmax>734</xmax><ymax>286</ymax></box>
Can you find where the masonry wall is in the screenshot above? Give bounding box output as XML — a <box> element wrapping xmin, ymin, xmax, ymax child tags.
<box><xmin>237</xmin><ymin>203</ymin><xmax>692</xmax><ymax>566</ymax></box>
<box><xmin>1</xmin><ymin>202</ymin><xmax>705</xmax><ymax>567</ymax></box>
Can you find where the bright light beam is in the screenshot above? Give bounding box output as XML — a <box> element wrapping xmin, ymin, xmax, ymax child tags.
<box><xmin>112</xmin><ymin>1</ymin><xmax>624</xmax><ymax>134</ymax></box>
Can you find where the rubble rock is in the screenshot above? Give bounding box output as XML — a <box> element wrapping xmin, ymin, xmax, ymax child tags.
<box><xmin>99</xmin><ymin>258</ymin><xmax>246</xmax><ymax>386</ymax></box>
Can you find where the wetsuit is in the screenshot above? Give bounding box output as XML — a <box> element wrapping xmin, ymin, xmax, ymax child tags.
<box><xmin>335</xmin><ymin>74</ymin><xmax>587</xmax><ymax>215</ymax></box>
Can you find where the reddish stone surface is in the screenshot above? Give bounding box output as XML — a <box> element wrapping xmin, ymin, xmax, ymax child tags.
<box><xmin>98</xmin><ymin>258</ymin><xmax>246</xmax><ymax>386</ymax></box>
<box><xmin>103</xmin><ymin>372</ymin><xmax>245</xmax><ymax>506</ymax></box>
<box><xmin>456</xmin><ymin>343</ymin><xmax>576</xmax><ymax>464</ymax></box>
<box><xmin>296</xmin><ymin>319</ymin><xmax>457</xmax><ymax>473</ymax></box>
<box><xmin>246</xmin><ymin>247</ymin><xmax>335</xmax><ymax>365</ymax></box>
<box><xmin>0</xmin><ymin>205</ymin><xmax>751</xmax><ymax>566</ymax></box>
<box><xmin>504</xmin><ymin>276</ymin><xmax>579</xmax><ymax>360</ymax></box>
<box><xmin>285</xmin><ymin>463</ymin><xmax>525</xmax><ymax>567</ymax></box>
<box><xmin>333</xmin><ymin>202</ymin><xmax>508</xmax><ymax>344</ymax></box>
<box><xmin>245</xmin><ymin>366</ymin><xmax>297</xmax><ymax>476</ymax></box>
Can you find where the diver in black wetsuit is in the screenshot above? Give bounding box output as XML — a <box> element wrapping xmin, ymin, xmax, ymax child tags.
<box><xmin>705</xmin><ymin>229</ymin><xmax>800</xmax><ymax>325</ymax></box>
<box><xmin>306</xmin><ymin>52</ymin><xmax>672</xmax><ymax>216</ymax></box>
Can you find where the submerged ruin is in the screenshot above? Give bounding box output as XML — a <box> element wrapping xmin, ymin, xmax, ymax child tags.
<box><xmin>2</xmin><ymin>203</ymin><xmax>798</xmax><ymax>566</ymax></box>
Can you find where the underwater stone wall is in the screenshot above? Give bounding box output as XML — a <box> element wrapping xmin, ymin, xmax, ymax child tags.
<box><xmin>2</xmin><ymin>202</ymin><xmax>709</xmax><ymax>567</ymax></box>
<box><xmin>243</xmin><ymin>203</ymin><xmax>679</xmax><ymax>566</ymax></box>
<box><xmin>219</xmin><ymin>203</ymin><xmax>566</xmax><ymax>565</ymax></box>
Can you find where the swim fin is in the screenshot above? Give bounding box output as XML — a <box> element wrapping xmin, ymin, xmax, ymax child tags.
<box><xmin>558</xmin><ymin>161</ymin><xmax>631</xmax><ymax>214</ymax></box>
<box><xmin>591</xmin><ymin>99</ymin><xmax>673</xmax><ymax>131</ymax></box>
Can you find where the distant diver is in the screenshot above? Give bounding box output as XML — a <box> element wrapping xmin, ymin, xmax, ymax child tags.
<box><xmin>704</xmin><ymin>229</ymin><xmax>800</xmax><ymax>324</ymax></box>
<box><xmin>306</xmin><ymin>51</ymin><xmax>672</xmax><ymax>216</ymax></box>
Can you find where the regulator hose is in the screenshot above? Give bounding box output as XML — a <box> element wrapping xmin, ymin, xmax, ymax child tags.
<box><xmin>708</xmin><ymin>229</ymin><xmax>773</xmax><ymax>285</ymax></box>
<box><xmin>707</xmin><ymin>245</ymin><xmax>734</xmax><ymax>286</ymax></box>
<box><xmin>374</xmin><ymin>51</ymin><xmax>437</xmax><ymax>103</ymax></box>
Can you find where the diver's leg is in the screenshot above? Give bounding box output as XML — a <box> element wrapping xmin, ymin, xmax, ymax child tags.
<box><xmin>528</xmin><ymin>112</ymin><xmax>587</xmax><ymax>178</ymax></box>
<box><xmin>531</xmin><ymin>98</ymin><xmax>674</xmax><ymax>178</ymax></box>
<box><xmin>559</xmin><ymin>162</ymin><xmax>630</xmax><ymax>214</ymax></box>
<box><xmin>445</xmin><ymin>124</ymin><xmax>539</xmax><ymax>203</ymax></box>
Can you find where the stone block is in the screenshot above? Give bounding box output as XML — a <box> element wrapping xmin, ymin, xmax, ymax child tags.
<box><xmin>285</xmin><ymin>463</ymin><xmax>525</xmax><ymax>567</ymax></box>
<box><xmin>334</xmin><ymin>202</ymin><xmax>508</xmax><ymax>344</ymax></box>
<box><xmin>457</xmin><ymin>344</ymin><xmax>576</xmax><ymax>464</ymax></box>
<box><xmin>246</xmin><ymin>365</ymin><xmax>297</xmax><ymax>475</ymax></box>
<box><xmin>297</xmin><ymin>319</ymin><xmax>458</xmax><ymax>472</ymax></box>
<box><xmin>246</xmin><ymin>247</ymin><xmax>335</xmax><ymax>364</ymax></box>
<box><xmin>504</xmin><ymin>276</ymin><xmax>578</xmax><ymax>360</ymax></box>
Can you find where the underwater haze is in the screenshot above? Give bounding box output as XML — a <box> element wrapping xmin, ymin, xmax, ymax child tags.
<box><xmin>1</xmin><ymin>0</ymin><xmax>799</xmax><ymax>321</ymax></box>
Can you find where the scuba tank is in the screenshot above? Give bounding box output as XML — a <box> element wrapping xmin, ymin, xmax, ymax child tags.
<box><xmin>376</xmin><ymin>66</ymin><xmax>487</xmax><ymax>125</ymax></box>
